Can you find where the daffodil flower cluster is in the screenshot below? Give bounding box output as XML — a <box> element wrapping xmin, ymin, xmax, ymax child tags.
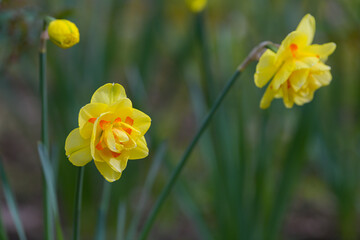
<box><xmin>254</xmin><ymin>14</ymin><xmax>336</xmax><ymax>109</ymax></box>
<box><xmin>65</xmin><ymin>83</ymin><xmax>151</xmax><ymax>182</ymax></box>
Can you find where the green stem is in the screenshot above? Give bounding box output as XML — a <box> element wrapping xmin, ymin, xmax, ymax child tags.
<box><xmin>40</xmin><ymin>30</ymin><xmax>53</xmax><ymax>240</ymax></box>
<box><xmin>138</xmin><ymin>41</ymin><xmax>274</xmax><ymax>239</ymax></box>
<box><xmin>40</xmin><ymin>53</ymin><xmax>48</xmax><ymax>148</ymax></box>
<box><xmin>73</xmin><ymin>167</ymin><xmax>85</xmax><ymax>240</ymax></box>
<box><xmin>139</xmin><ymin>70</ymin><xmax>241</xmax><ymax>240</ymax></box>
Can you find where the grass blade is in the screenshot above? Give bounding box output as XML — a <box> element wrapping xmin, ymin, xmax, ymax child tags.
<box><xmin>139</xmin><ymin>70</ymin><xmax>242</xmax><ymax>240</ymax></box>
<box><xmin>265</xmin><ymin>106</ymin><xmax>312</xmax><ymax>240</ymax></box>
<box><xmin>116</xmin><ymin>202</ymin><xmax>127</xmax><ymax>240</ymax></box>
<box><xmin>126</xmin><ymin>142</ymin><xmax>167</xmax><ymax>240</ymax></box>
<box><xmin>0</xmin><ymin>205</ymin><xmax>8</xmax><ymax>240</ymax></box>
<box><xmin>72</xmin><ymin>167</ymin><xmax>85</xmax><ymax>240</ymax></box>
<box><xmin>163</xmin><ymin>157</ymin><xmax>213</xmax><ymax>240</ymax></box>
<box><xmin>37</xmin><ymin>143</ymin><xmax>59</xmax><ymax>215</ymax></box>
<box><xmin>0</xmin><ymin>155</ymin><xmax>27</xmax><ymax>240</ymax></box>
<box><xmin>37</xmin><ymin>143</ymin><xmax>64</xmax><ymax>240</ymax></box>
<box><xmin>94</xmin><ymin>181</ymin><xmax>112</xmax><ymax>240</ymax></box>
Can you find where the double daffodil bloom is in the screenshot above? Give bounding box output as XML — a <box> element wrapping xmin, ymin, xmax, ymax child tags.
<box><xmin>254</xmin><ymin>14</ymin><xmax>336</xmax><ymax>109</ymax></box>
<box><xmin>186</xmin><ymin>0</ymin><xmax>207</xmax><ymax>13</ymax></box>
<box><xmin>65</xmin><ymin>83</ymin><xmax>151</xmax><ymax>182</ymax></box>
<box><xmin>48</xmin><ymin>19</ymin><xmax>80</xmax><ymax>49</ymax></box>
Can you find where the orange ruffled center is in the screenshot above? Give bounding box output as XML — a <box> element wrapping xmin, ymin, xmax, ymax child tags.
<box><xmin>89</xmin><ymin>116</ymin><xmax>137</xmax><ymax>158</ymax></box>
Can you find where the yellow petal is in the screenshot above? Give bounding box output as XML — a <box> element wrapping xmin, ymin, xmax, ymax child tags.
<box><xmin>254</xmin><ymin>49</ymin><xmax>278</xmax><ymax>88</ymax></box>
<box><xmin>119</xmin><ymin>122</ymin><xmax>141</xmax><ymax>137</ymax></box>
<box><xmin>295</xmin><ymin>14</ymin><xmax>315</xmax><ymax>45</ymax></box>
<box><xmin>123</xmin><ymin>136</ymin><xmax>137</xmax><ymax>150</ymax></box>
<box><xmin>108</xmin><ymin>156</ymin><xmax>128</xmax><ymax>172</ymax></box>
<box><xmin>271</xmin><ymin>59</ymin><xmax>295</xmax><ymax>90</ymax></box>
<box><xmin>311</xmin><ymin>62</ymin><xmax>331</xmax><ymax>72</ymax></box>
<box><xmin>90</xmin><ymin>112</ymin><xmax>113</xmax><ymax>160</ymax></box>
<box><xmin>298</xmin><ymin>84</ymin><xmax>314</xmax><ymax>97</ymax></box>
<box><xmin>110</xmin><ymin>98</ymin><xmax>133</xmax><ymax>111</ymax></box>
<box><xmin>304</xmin><ymin>43</ymin><xmax>336</xmax><ymax>61</ymax></box>
<box><xmin>98</xmin><ymin>149</ymin><xmax>129</xmax><ymax>172</ymax></box>
<box><xmin>295</xmin><ymin>57</ymin><xmax>319</xmax><ymax>70</ymax></box>
<box><xmin>65</xmin><ymin>128</ymin><xmax>92</xmax><ymax>166</ymax></box>
<box><xmin>79</xmin><ymin>103</ymin><xmax>108</xmax><ymax>139</ymax></box>
<box><xmin>293</xmin><ymin>92</ymin><xmax>312</xmax><ymax>105</ymax></box>
<box><xmin>311</xmin><ymin>70</ymin><xmax>332</xmax><ymax>86</ymax></box>
<box><xmin>276</xmin><ymin>31</ymin><xmax>308</xmax><ymax>62</ymax></box>
<box><xmin>112</xmin><ymin>128</ymin><xmax>129</xmax><ymax>142</ymax></box>
<box><xmin>128</xmin><ymin>136</ymin><xmax>149</xmax><ymax>160</ymax></box>
<box><xmin>131</xmin><ymin>109</ymin><xmax>151</xmax><ymax>135</ymax></box>
<box><xmin>94</xmin><ymin>160</ymin><xmax>122</xmax><ymax>182</ymax></box>
<box><xmin>104</xmin><ymin>127</ymin><xmax>118</xmax><ymax>153</ymax></box>
<box><xmin>282</xmin><ymin>83</ymin><xmax>294</xmax><ymax>108</ymax></box>
<box><xmin>260</xmin><ymin>86</ymin><xmax>275</xmax><ymax>109</ymax></box>
<box><xmin>297</xmin><ymin>86</ymin><xmax>315</xmax><ymax>103</ymax></box>
<box><xmin>91</xmin><ymin>83</ymin><xmax>128</xmax><ymax>105</ymax></box>
<box><xmin>289</xmin><ymin>70</ymin><xmax>309</xmax><ymax>92</ymax></box>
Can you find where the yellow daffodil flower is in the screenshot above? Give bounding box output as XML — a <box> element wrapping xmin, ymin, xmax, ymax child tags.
<box><xmin>186</xmin><ymin>0</ymin><xmax>207</xmax><ymax>13</ymax></box>
<box><xmin>65</xmin><ymin>83</ymin><xmax>151</xmax><ymax>182</ymax></box>
<box><xmin>254</xmin><ymin>14</ymin><xmax>336</xmax><ymax>109</ymax></box>
<box><xmin>48</xmin><ymin>19</ymin><xmax>80</xmax><ymax>49</ymax></box>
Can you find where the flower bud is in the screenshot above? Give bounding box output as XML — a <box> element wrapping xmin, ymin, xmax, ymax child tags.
<box><xmin>47</xmin><ymin>19</ymin><xmax>80</xmax><ymax>49</ymax></box>
<box><xmin>186</xmin><ymin>0</ymin><xmax>207</xmax><ymax>13</ymax></box>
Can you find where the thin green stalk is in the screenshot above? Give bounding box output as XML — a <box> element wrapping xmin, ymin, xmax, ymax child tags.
<box><xmin>194</xmin><ymin>12</ymin><xmax>215</xmax><ymax>105</ymax></box>
<box><xmin>138</xmin><ymin>41</ymin><xmax>275</xmax><ymax>239</ymax></box>
<box><xmin>115</xmin><ymin>202</ymin><xmax>127</xmax><ymax>240</ymax></box>
<box><xmin>0</xmin><ymin>156</ymin><xmax>27</xmax><ymax>240</ymax></box>
<box><xmin>0</xmin><ymin>204</ymin><xmax>8</xmax><ymax>240</ymax></box>
<box><xmin>40</xmin><ymin>51</ymin><xmax>48</xmax><ymax>149</ymax></box>
<box><xmin>139</xmin><ymin>70</ymin><xmax>241</xmax><ymax>239</ymax></box>
<box><xmin>94</xmin><ymin>181</ymin><xmax>111</xmax><ymax>240</ymax></box>
<box><xmin>73</xmin><ymin>167</ymin><xmax>85</xmax><ymax>240</ymax></box>
<box><xmin>40</xmin><ymin>28</ymin><xmax>53</xmax><ymax>240</ymax></box>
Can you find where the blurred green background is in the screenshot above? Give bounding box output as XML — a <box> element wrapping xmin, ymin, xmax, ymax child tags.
<box><xmin>1</xmin><ymin>0</ymin><xmax>360</xmax><ymax>239</ymax></box>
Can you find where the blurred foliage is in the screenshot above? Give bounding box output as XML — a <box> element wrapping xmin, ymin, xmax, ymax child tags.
<box><xmin>1</xmin><ymin>0</ymin><xmax>360</xmax><ymax>239</ymax></box>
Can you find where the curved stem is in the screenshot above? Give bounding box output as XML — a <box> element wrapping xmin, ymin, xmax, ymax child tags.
<box><xmin>138</xmin><ymin>41</ymin><xmax>276</xmax><ymax>240</ymax></box>
<box><xmin>139</xmin><ymin>70</ymin><xmax>240</xmax><ymax>240</ymax></box>
<box><xmin>73</xmin><ymin>167</ymin><xmax>85</xmax><ymax>240</ymax></box>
